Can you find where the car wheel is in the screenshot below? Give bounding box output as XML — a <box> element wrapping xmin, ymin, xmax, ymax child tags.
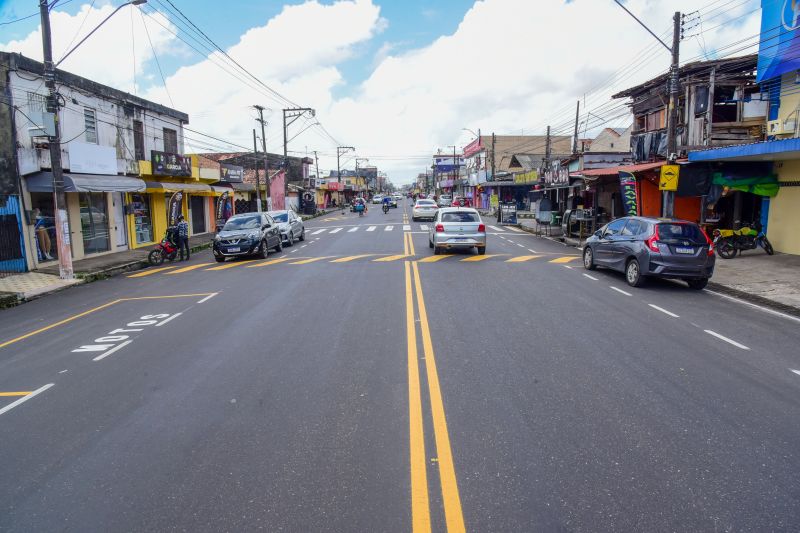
<box><xmin>687</xmin><ymin>278</ymin><xmax>708</xmax><ymax>290</ymax></box>
<box><xmin>583</xmin><ymin>247</ymin><xmax>596</xmax><ymax>270</ymax></box>
<box><xmin>429</xmin><ymin>238</ymin><xmax>433</xmax><ymax>249</ymax></box>
<box><xmin>625</xmin><ymin>258</ymin><xmax>645</xmax><ymax>287</ymax></box>
<box><xmin>412</xmin><ymin>216</ymin><xmax>417</xmax><ymax>222</ymax></box>
<box><xmin>433</xmin><ymin>245</ymin><xmax>440</xmax><ymax>255</ymax></box>
<box><xmin>477</xmin><ymin>246</ymin><xmax>486</xmax><ymax>255</ymax></box>
<box><xmin>298</xmin><ymin>229</ymin><xmax>305</xmax><ymax>241</ymax></box>
<box><xmin>285</xmin><ymin>232</ymin><xmax>294</xmax><ymax>247</ymax></box>
<box><xmin>215</xmin><ymin>256</ymin><xmax>226</xmax><ymax>263</ymax></box>
<box><xmin>274</xmin><ymin>238</ymin><xmax>283</xmax><ymax>253</ymax></box>
<box><xmin>259</xmin><ymin>241</ymin><xmax>269</xmax><ymax>259</ymax></box>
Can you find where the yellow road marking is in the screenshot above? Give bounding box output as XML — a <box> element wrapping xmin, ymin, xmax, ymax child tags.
<box><xmin>405</xmin><ymin>262</ymin><xmax>432</xmax><ymax>532</ymax></box>
<box><xmin>373</xmin><ymin>254</ymin><xmax>410</xmax><ymax>262</ymax></box>
<box><xmin>205</xmin><ymin>260</ymin><xmax>257</xmax><ymax>271</ymax></box>
<box><xmin>406</xmin><ymin>232</ymin><xmax>416</xmax><ymax>256</ymax></box>
<box><xmin>505</xmin><ymin>255</ymin><xmax>542</xmax><ymax>262</ymax></box>
<box><xmin>411</xmin><ymin>262</ymin><xmax>465</xmax><ymax>532</ymax></box>
<box><xmin>290</xmin><ymin>256</ymin><xmax>335</xmax><ymax>265</ymax></box>
<box><xmin>403</xmin><ymin>231</ymin><xmax>409</xmax><ymax>255</ymax></box>
<box><xmin>246</xmin><ymin>257</ymin><xmax>296</xmax><ymax>268</ymax></box>
<box><xmin>0</xmin><ymin>293</ymin><xmax>215</xmax><ymax>350</ymax></box>
<box><xmin>166</xmin><ymin>262</ymin><xmax>215</xmax><ymax>274</ymax></box>
<box><xmin>461</xmin><ymin>254</ymin><xmax>506</xmax><ymax>262</ymax></box>
<box><xmin>417</xmin><ymin>255</ymin><xmax>453</xmax><ymax>263</ymax></box>
<box><xmin>331</xmin><ymin>254</ymin><xmax>377</xmax><ymax>263</ymax></box>
<box><xmin>127</xmin><ymin>266</ymin><xmax>176</xmax><ymax>277</ymax></box>
<box><xmin>0</xmin><ymin>391</ymin><xmax>32</xmax><ymax>397</ymax></box>
<box><xmin>549</xmin><ymin>256</ymin><xmax>581</xmax><ymax>263</ymax></box>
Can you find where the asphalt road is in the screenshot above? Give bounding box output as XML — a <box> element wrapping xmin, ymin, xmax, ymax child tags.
<box><xmin>1</xmin><ymin>199</ymin><xmax>799</xmax><ymax>531</ymax></box>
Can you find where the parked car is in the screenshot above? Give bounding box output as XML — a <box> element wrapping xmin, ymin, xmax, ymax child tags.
<box><xmin>213</xmin><ymin>212</ymin><xmax>282</xmax><ymax>262</ymax></box>
<box><xmin>268</xmin><ymin>210</ymin><xmax>305</xmax><ymax>246</ymax></box>
<box><xmin>437</xmin><ymin>194</ymin><xmax>452</xmax><ymax>208</ymax></box>
<box><xmin>582</xmin><ymin>216</ymin><xmax>715</xmax><ymax>289</ymax></box>
<box><xmin>412</xmin><ymin>199</ymin><xmax>438</xmax><ymax>221</ymax></box>
<box><xmin>429</xmin><ymin>207</ymin><xmax>486</xmax><ymax>255</ymax></box>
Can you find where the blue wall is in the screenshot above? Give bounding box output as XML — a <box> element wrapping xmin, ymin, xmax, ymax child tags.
<box><xmin>0</xmin><ymin>195</ymin><xmax>28</xmax><ymax>273</ymax></box>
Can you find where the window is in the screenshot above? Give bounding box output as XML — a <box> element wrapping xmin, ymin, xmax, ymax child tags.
<box><xmin>133</xmin><ymin>120</ymin><xmax>145</xmax><ymax>160</ymax></box>
<box><xmin>163</xmin><ymin>127</ymin><xmax>178</xmax><ymax>153</ymax></box>
<box><xmin>84</xmin><ymin>108</ymin><xmax>97</xmax><ymax>144</ymax></box>
<box><xmin>442</xmin><ymin>212</ymin><xmax>479</xmax><ymax>223</ymax></box>
<box><xmin>621</xmin><ymin>219</ymin><xmax>646</xmax><ymax>236</ymax></box>
<box><xmin>603</xmin><ymin>218</ymin><xmax>627</xmax><ymax>236</ymax></box>
<box><xmin>27</xmin><ymin>92</ymin><xmax>46</xmax><ymax>114</ymax></box>
<box><xmin>656</xmin><ymin>223</ymin><xmax>705</xmax><ymax>244</ymax></box>
<box><xmin>712</xmin><ymin>86</ymin><xmax>738</xmax><ymax>123</ymax></box>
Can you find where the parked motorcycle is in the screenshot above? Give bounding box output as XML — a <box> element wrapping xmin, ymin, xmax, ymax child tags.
<box><xmin>712</xmin><ymin>225</ymin><xmax>774</xmax><ymax>259</ymax></box>
<box><xmin>148</xmin><ymin>227</ymin><xmax>179</xmax><ymax>265</ymax></box>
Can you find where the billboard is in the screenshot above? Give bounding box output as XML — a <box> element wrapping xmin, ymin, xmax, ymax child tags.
<box><xmin>757</xmin><ymin>0</ymin><xmax>800</xmax><ymax>82</ymax></box>
<box><xmin>220</xmin><ymin>163</ymin><xmax>243</xmax><ymax>183</ymax></box>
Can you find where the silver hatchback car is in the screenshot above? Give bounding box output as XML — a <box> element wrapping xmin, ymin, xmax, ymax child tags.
<box><xmin>428</xmin><ymin>207</ymin><xmax>486</xmax><ymax>255</ymax></box>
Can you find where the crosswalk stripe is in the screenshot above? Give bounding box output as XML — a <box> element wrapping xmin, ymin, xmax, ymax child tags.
<box><xmin>461</xmin><ymin>254</ymin><xmax>505</xmax><ymax>262</ymax></box>
<box><xmin>487</xmin><ymin>225</ymin><xmax>502</xmax><ymax>232</ymax></box>
<box><xmin>166</xmin><ymin>263</ymin><xmax>215</xmax><ymax>274</ymax></box>
<box><xmin>385</xmin><ymin>226</ymin><xmax>393</xmax><ymax>231</ymax></box>
<box><xmin>206</xmin><ymin>260</ymin><xmax>258</xmax><ymax>271</ymax></box>
<box><xmin>348</xmin><ymin>227</ymin><xmax>359</xmax><ymax>232</ymax></box>
<box><xmin>549</xmin><ymin>256</ymin><xmax>581</xmax><ymax>263</ymax></box>
<box><xmin>505</xmin><ymin>255</ymin><xmax>542</xmax><ymax>262</ymax></box>
<box><xmin>127</xmin><ymin>266</ymin><xmax>176</xmax><ymax>277</ymax></box>
<box><xmin>417</xmin><ymin>255</ymin><xmax>453</xmax><ymax>262</ymax></box>
<box><xmin>331</xmin><ymin>254</ymin><xmax>377</xmax><ymax>263</ymax></box>
<box><xmin>373</xmin><ymin>254</ymin><xmax>411</xmax><ymax>262</ymax></box>
<box><xmin>420</xmin><ymin>224</ymin><xmax>429</xmax><ymax>230</ymax></box>
<box><xmin>246</xmin><ymin>257</ymin><xmax>295</xmax><ymax>268</ymax></box>
<box><xmin>403</xmin><ymin>225</ymin><xmax>411</xmax><ymax>231</ymax></box>
<box><xmin>290</xmin><ymin>256</ymin><xmax>335</xmax><ymax>265</ymax></box>
<box><xmin>311</xmin><ymin>229</ymin><xmax>326</xmax><ymax>235</ymax></box>
<box><xmin>506</xmin><ymin>226</ymin><xmax>524</xmax><ymax>232</ymax></box>
<box><xmin>329</xmin><ymin>228</ymin><xmax>343</xmax><ymax>233</ymax></box>
<box><xmin>367</xmin><ymin>226</ymin><xmax>376</xmax><ymax>232</ymax></box>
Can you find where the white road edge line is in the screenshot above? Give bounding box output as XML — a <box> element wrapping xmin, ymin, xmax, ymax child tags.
<box><xmin>704</xmin><ymin>329</ymin><xmax>750</xmax><ymax>350</ymax></box>
<box><xmin>648</xmin><ymin>304</ymin><xmax>679</xmax><ymax>318</ymax></box>
<box><xmin>92</xmin><ymin>340</ymin><xmax>133</xmax><ymax>362</ymax></box>
<box><xmin>516</xmin><ymin>243</ymin><xmax>525</xmax><ymax>248</ymax></box>
<box><xmin>197</xmin><ymin>292</ymin><xmax>218</xmax><ymax>304</ymax></box>
<box><xmin>528</xmin><ymin>249</ymin><xmax>537</xmax><ymax>253</ymax></box>
<box><xmin>790</xmin><ymin>369</ymin><xmax>800</xmax><ymax>377</ymax></box>
<box><xmin>583</xmin><ymin>273</ymin><xmax>598</xmax><ymax>281</ymax></box>
<box><xmin>610</xmin><ymin>286</ymin><xmax>632</xmax><ymax>296</ymax></box>
<box><xmin>563</xmin><ymin>265</ymin><xmax>573</xmax><ymax>270</ymax></box>
<box><xmin>703</xmin><ymin>288</ymin><xmax>800</xmax><ymax>324</ymax></box>
<box><xmin>155</xmin><ymin>313</ymin><xmax>183</xmax><ymax>327</ymax></box>
<box><xmin>0</xmin><ymin>383</ymin><xmax>55</xmax><ymax>417</ymax></box>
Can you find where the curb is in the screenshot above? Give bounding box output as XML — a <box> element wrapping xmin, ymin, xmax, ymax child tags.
<box><xmin>76</xmin><ymin>241</ymin><xmax>214</xmax><ymax>283</ymax></box>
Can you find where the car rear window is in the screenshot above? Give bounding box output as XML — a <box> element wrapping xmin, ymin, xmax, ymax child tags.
<box><xmin>657</xmin><ymin>222</ymin><xmax>704</xmax><ymax>243</ymax></box>
<box><xmin>417</xmin><ymin>200</ymin><xmax>436</xmax><ymax>205</ymax></box>
<box><xmin>442</xmin><ymin>212</ymin><xmax>478</xmax><ymax>222</ymax></box>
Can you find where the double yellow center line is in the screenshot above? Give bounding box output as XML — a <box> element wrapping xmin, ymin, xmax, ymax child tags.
<box><xmin>405</xmin><ymin>256</ymin><xmax>465</xmax><ymax>532</ymax></box>
<box><xmin>404</xmin><ymin>231</ymin><xmax>416</xmax><ymax>257</ymax></box>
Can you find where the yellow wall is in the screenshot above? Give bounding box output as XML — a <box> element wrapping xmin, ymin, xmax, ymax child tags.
<box><xmin>777</xmin><ymin>73</ymin><xmax>800</xmax><ymax>133</ymax></box>
<box><xmin>767</xmin><ymin>159</ymin><xmax>800</xmax><ymax>255</ymax></box>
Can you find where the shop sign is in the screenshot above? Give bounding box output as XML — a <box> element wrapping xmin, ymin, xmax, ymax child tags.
<box><xmin>463</xmin><ymin>137</ymin><xmax>483</xmax><ymax>158</ymax></box>
<box><xmin>167</xmin><ymin>191</ymin><xmax>183</xmax><ymax>226</ymax></box>
<box><xmin>756</xmin><ymin>0</ymin><xmax>800</xmax><ymax>82</ymax></box>
<box><xmin>69</xmin><ymin>142</ymin><xmax>117</xmax><ymax>175</ymax></box>
<box><xmin>220</xmin><ymin>163</ymin><xmax>244</xmax><ymax>183</ymax></box>
<box><xmin>543</xmin><ymin>166</ymin><xmax>569</xmax><ymax>185</ymax></box>
<box><xmin>328</xmin><ymin>181</ymin><xmax>341</xmax><ymax>191</ymax></box>
<box><xmin>659</xmin><ymin>164</ymin><xmax>679</xmax><ymax>191</ymax></box>
<box><xmin>618</xmin><ymin>171</ymin><xmax>638</xmax><ymax>216</ymax></box>
<box><xmin>152</xmin><ymin>150</ymin><xmax>191</xmax><ymax>177</ymax></box>
<box><xmin>514</xmin><ymin>170</ymin><xmax>538</xmax><ymax>184</ymax></box>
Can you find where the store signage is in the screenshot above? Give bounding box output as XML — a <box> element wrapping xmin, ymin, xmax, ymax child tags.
<box><xmin>659</xmin><ymin>164</ymin><xmax>680</xmax><ymax>191</ymax></box>
<box><xmin>514</xmin><ymin>170</ymin><xmax>538</xmax><ymax>184</ymax></box>
<box><xmin>463</xmin><ymin>137</ymin><xmax>483</xmax><ymax>158</ymax></box>
<box><xmin>152</xmin><ymin>150</ymin><xmax>191</xmax><ymax>177</ymax></box>
<box><xmin>167</xmin><ymin>191</ymin><xmax>183</xmax><ymax>226</ymax></box>
<box><xmin>618</xmin><ymin>171</ymin><xmax>638</xmax><ymax>216</ymax></box>
<box><xmin>543</xmin><ymin>165</ymin><xmax>569</xmax><ymax>185</ymax></box>
<box><xmin>328</xmin><ymin>181</ymin><xmax>341</xmax><ymax>191</ymax></box>
<box><xmin>220</xmin><ymin>163</ymin><xmax>244</xmax><ymax>183</ymax></box>
<box><xmin>69</xmin><ymin>142</ymin><xmax>117</xmax><ymax>175</ymax></box>
<box><xmin>756</xmin><ymin>0</ymin><xmax>800</xmax><ymax>82</ymax></box>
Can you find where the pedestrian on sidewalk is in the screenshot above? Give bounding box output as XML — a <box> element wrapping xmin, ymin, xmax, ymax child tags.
<box><xmin>176</xmin><ymin>215</ymin><xmax>190</xmax><ymax>261</ymax></box>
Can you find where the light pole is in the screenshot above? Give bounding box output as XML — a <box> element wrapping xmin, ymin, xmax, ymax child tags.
<box><xmin>336</xmin><ymin>146</ymin><xmax>355</xmax><ymax>214</ymax></box>
<box><xmin>282</xmin><ymin>107</ymin><xmax>315</xmax><ymax>204</ymax></box>
<box><xmin>39</xmin><ymin>0</ymin><xmax>147</xmax><ymax>279</ymax></box>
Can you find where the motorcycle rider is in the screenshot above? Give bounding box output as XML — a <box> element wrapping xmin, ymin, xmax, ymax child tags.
<box><xmin>382</xmin><ymin>195</ymin><xmax>391</xmax><ymax>213</ymax></box>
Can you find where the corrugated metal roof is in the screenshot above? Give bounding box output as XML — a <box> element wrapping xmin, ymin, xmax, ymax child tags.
<box><xmin>571</xmin><ymin>161</ymin><xmax>665</xmax><ymax>177</ymax></box>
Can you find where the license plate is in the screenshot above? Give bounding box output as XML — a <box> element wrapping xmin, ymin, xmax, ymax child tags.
<box><xmin>227</xmin><ymin>247</ymin><xmax>240</xmax><ymax>252</ymax></box>
<box><xmin>454</xmin><ymin>238</ymin><xmax>469</xmax><ymax>242</ymax></box>
<box><xmin>675</xmin><ymin>247</ymin><xmax>693</xmax><ymax>254</ymax></box>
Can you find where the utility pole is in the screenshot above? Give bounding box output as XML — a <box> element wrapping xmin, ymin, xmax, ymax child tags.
<box><xmin>282</xmin><ymin>107</ymin><xmax>315</xmax><ymax>203</ymax></box>
<box><xmin>252</xmin><ymin>129</ymin><xmax>261</xmax><ymax>212</ymax></box>
<box><xmin>254</xmin><ymin>105</ymin><xmax>270</xmax><ymax>205</ymax></box>
<box><xmin>336</xmin><ymin>146</ymin><xmax>355</xmax><ymax>214</ymax></box>
<box><xmin>572</xmin><ymin>100</ymin><xmax>580</xmax><ymax>155</ymax></box>
<box><xmin>664</xmin><ymin>11</ymin><xmax>682</xmax><ymax>217</ymax></box>
<box><xmin>38</xmin><ymin>0</ymin><xmax>73</xmax><ymax>279</ymax></box>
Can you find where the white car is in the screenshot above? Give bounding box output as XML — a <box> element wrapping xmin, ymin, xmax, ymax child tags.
<box><xmin>372</xmin><ymin>195</ymin><xmax>384</xmax><ymax>204</ymax></box>
<box><xmin>428</xmin><ymin>207</ymin><xmax>486</xmax><ymax>255</ymax></box>
<box><xmin>437</xmin><ymin>194</ymin><xmax>452</xmax><ymax>207</ymax></box>
<box><xmin>412</xmin><ymin>199</ymin><xmax>438</xmax><ymax>221</ymax></box>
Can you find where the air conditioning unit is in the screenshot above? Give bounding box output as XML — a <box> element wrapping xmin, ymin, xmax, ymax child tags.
<box><xmin>768</xmin><ymin>120</ymin><xmax>790</xmax><ymax>135</ymax></box>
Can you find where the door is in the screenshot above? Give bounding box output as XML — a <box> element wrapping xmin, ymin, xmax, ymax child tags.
<box><xmin>611</xmin><ymin>219</ymin><xmax>643</xmax><ymax>270</ymax></box>
<box><xmin>290</xmin><ymin>212</ymin><xmax>302</xmax><ymax>237</ymax></box>
<box><xmin>595</xmin><ymin>218</ymin><xmax>626</xmax><ymax>267</ymax></box>
<box><xmin>190</xmin><ymin>195</ymin><xmax>206</xmax><ymax>234</ymax></box>
<box><xmin>112</xmin><ymin>192</ymin><xmax>128</xmax><ymax>250</ymax></box>
<box><xmin>79</xmin><ymin>192</ymin><xmax>110</xmax><ymax>255</ymax></box>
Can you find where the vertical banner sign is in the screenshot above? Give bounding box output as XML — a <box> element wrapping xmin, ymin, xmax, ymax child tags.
<box><xmin>168</xmin><ymin>191</ymin><xmax>183</xmax><ymax>226</ymax></box>
<box><xmin>215</xmin><ymin>191</ymin><xmax>230</xmax><ymax>231</ymax></box>
<box><xmin>618</xmin><ymin>171</ymin><xmax>638</xmax><ymax>216</ymax></box>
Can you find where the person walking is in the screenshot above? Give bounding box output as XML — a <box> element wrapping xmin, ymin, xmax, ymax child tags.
<box><xmin>176</xmin><ymin>214</ymin><xmax>190</xmax><ymax>261</ymax></box>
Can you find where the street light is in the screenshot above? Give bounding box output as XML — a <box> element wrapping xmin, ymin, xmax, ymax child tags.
<box><xmin>39</xmin><ymin>0</ymin><xmax>147</xmax><ymax>279</ymax></box>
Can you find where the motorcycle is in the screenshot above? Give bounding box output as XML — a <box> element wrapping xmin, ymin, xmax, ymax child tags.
<box><xmin>382</xmin><ymin>203</ymin><xmax>390</xmax><ymax>214</ymax></box>
<box><xmin>355</xmin><ymin>202</ymin><xmax>365</xmax><ymax>217</ymax></box>
<box><xmin>712</xmin><ymin>224</ymin><xmax>774</xmax><ymax>259</ymax></box>
<box><xmin>148</xmin><ymin>228</ymin><xmax>179</xmax><ymax>265</ymax></box>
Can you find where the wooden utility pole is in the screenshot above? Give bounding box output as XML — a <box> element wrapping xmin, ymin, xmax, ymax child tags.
<box><xmin>572</xmin><ymin>100</ymin><xmax>580</xmax><ymax>155</ymax></box>
<box><xmin>664</xmin><ymin>11</ymin><xmax>681</xmax><ymax>217</ymax></box>
<box><xmin>254</xmin><ymin>105</ymin><xmax>270</xmax><ymax>203</ymax></box>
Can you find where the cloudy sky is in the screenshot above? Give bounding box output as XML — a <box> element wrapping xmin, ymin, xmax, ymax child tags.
<box><xmin>1</xmin><ymin>0</ymin><xmax>761</xmax><ymax>184</ymax></box>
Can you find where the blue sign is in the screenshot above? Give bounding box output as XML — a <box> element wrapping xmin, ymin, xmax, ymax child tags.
<box><xmin>756</xmin><ymin>0</ymin><xmax>800</xmax><ymax>82</ymax></box>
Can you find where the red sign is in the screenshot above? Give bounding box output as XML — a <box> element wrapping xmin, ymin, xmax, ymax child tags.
<box><xmin>328</xmin><ymin>181</ymin><xmax>341</xmax><ymax>191</ymax></box>
<box><xmin>463</xmin><ymin>137</ymin><xmax>483</xmax><ymax>158</ymax></box>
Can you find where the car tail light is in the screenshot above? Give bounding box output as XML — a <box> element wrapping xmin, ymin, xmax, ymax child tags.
<box><xmin>435</xmin><ymin>224</ymin><xmax>445</xmax><ymax>233</ymax></box>
<box><xmin>701</xmin><ymin>228</ymin><xmax>714</xmax><ymax>256</ymax></box>
<box><xmin>645</xmin><ymin>225</ymin><xmax>660</xmax><ymax>253</ymax></box>
<box><xmin>478</xmin><ymin>224</ymin><xmax>485</xmax><ymax>232</ymax></box>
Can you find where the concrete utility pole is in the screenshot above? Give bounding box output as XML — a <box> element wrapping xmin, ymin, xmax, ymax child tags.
<box><xmin>664</xmin><ymin>11</ymin><xmax>682</xmax><ymax>217</ymax></box>
<box><xmin>282</xmin><ymin>107</ymin><xmax>315</xmax><ymax>202</ymax></box>
<box><xmin>254</xmin><ymin>105</ymin><xmax>270</xmax><ymax>203</ymax></box>
<box><xmin>572</xmin><ymin>100</ymin><xmax>580</xmax><ymax>155</ymax></box>
<box><xmin>253</xmin><ymin>129</ymin><xmax>262</xmax><ymax>212</ymax></box>
<box><xmin>336</xmin><ymin>146</ymin><xmax>355</xmax><ymax>213</ymax></box>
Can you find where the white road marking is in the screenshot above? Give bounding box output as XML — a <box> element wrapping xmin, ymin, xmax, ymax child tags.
<box><xmin>704</xmin><ymin>330</ymin><xmax>750</xmax><ymax>350</ymax></box>
<box><xmin>507</xmin><ymin>226</ymin><xmax>524</xmax><ymax>233</ymax></box>
<box><xmin>156</xmin><ymin>313</ymin><xmax>183</xmax><ymax>327</ymax></box>
<box><xmin>348</xmin><ymin>227</ymin><xmax>359</xmax><ymax>233</ymax></box>
<box><xmin>367</xmin><ymin>226</ymin><xmax>377</xmax><ymax>232</ymax></box>
<box><xmin>311</xmin><ymin>229</ymin><xmax>326</xmax><ymax>235</ymax></box>
<box><xmin>197</xmin><ymin>292</ymin><xmax>217</xmax><ymax>304</ymax></box>
<box><xmin>610</xmin><ymin>286</ymin><xmax>632</xmax><ymax>296</ymax></box>
<box><xmin>385</xmin><ymin>226</ymin><xmax>394</xmax><ymax>231</ymax></box>
<box><xmin>648</xmin><ymin>304</ymin><xmax>679</xmax><ymax>318</ymax></box>
<box><xmin>791</xmin><ymin>369</ymin><xmax>800</xmax><ymax>377</ymax></box>
<box><xmin>403</xmin><ymin>225</ymin><xmax>411</xmax><ymax>231</ymax></box>
<box><xmin>704</xmin><ymin>289</ymin><xmax>800</xmax><ymax>324</ymax></box>
<box><xmin>58</xmin><ymin>369</ymin><xmax>68</xmax><ymax>374</ymax></box>
<box><xmin>516</xmin><ymin>243</ymin><xmax>525</xmax><ymax>248</ymax></box>
<box><xmin>329</xmin><ymin>227</ymin><xmax>343</xmax><ymax>234</ymax></box>
<box><xmin>528</xmin><ymin>249</ymin><xmax>537</xmax><ymax>253</ymax></box>
<box><xmin>290</xmin><ymin>249</ymin><xmax>298</xmax><ymax>253</ymax></box>
<box><xmin>583</xmin><ymin>274</ymin><xmax>598</xmax><ymax>281</ymax></box>
<box><xmin>0</xmin><ymin>383</ymin><xmax>54</xmax><ymax>417</ymax></box>
<box><xmin>420</xmin><ymin>224</ymin><xmax>429</xmax><ymax>231</ymax></box>
<box><xmin>563</xmin><ymin>265</ymin><xmax>573</xmax><ymax>270</ymax></box>
<box><xmin>92</xmin><ymin>340</ymin><xmax>133</xmax><ymax>362</ymax></box>
<box><xmin>488</xmin><ymin>225</ymin><xmax>502</xmax><ymax>232</ymax></box>
<box><xmin>300</xmin><ymin>245</ymin><xmax>307</xmax><ymax>248</ymax></box>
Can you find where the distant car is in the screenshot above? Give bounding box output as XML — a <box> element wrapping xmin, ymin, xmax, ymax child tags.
<box><xmin>437</xmin><ymin>194</ymin><xmax>452</xmax><ymax>208</ymax></box>
<box><xmin>372</xmin><ymin>195</ymin><xmax>384</xmax><ymax>204</ymax></box>
<box><xmin>412</xmin><ymin>199</ymin><xmax>438</xmax><ymax>221</ymax></box>
<box><xmin>582</xmin><ymin>216</ymin><xmax>715</xmax><ymax>289</ymax></box>
<box><xmin>213</xmin><ymin>212</ymin><xmax>282</xmax><ymax>262</ymax></box>
<box><xmin>451</xmin><ymin>196</ymin><xmax>471</xmax><ymax>207</ymax></box>
<box><xmin>429</xmin><ymin>207</ymin><xmax>486</xmax><ymax>255</ymax></box>
<box><xmin>389</xmin><ymin>196</ymin><xmax>398</xmax><ymax>208</ymax></box>
<box><xmin>268</xmin><ymin>209</ymin><xmax>305</xmax><ymax>245</ymax></box>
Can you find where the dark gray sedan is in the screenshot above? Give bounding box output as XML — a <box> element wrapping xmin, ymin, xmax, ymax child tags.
<box><xmin>582</xmin><ymin>216</ymin><xmax>715</xmax><ymax>289</ymax></box>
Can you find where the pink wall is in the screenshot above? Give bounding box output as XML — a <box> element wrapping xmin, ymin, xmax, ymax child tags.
<box><xmin>270</xmin><ymin>170</ymin><xmax>285</xmax><ymax>210</ymax></box>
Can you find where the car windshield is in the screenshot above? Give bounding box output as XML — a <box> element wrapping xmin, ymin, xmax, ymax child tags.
<box><xmin>657</xmin><ymin>222</ymin><xmax>704</xmax><ymax>243</ymax></box>
<box><xmin>270</xmin><ymin>213</ymin><xmax>288</xmax><ymax>223</ymax></box>
<box><xmin>222</xmin><ymin>216</ymin><xmax>261</xmax><ymax>230</ymax></box>
<box><xmin>442</xmin><ymin>212</ymin><xmax>478</xmax><ymax>222</ymax></box>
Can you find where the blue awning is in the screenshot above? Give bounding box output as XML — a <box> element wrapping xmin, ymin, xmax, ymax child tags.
<box><xmin>688</xmin><ymin>138</ymin><xmax>800</xmax><ymax>162</ymax></box>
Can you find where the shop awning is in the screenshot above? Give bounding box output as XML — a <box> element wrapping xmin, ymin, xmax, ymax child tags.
<box><xmin>571</xmin><ymin>161</ymin><xmax>666</xmax><ymax>178</ymax></box>
<box><xmin>231</xmin><ymin>182</ymin><xmax>255</xmax><ymax>192</ymax></box>
<box><xmin>26</xmin><ymin>172</ymin><xmax>146</xmax><ymax>193</ymax></box>
<box><xmin>145</xmin><ymin>181</ymin><xmax>213</xmax><ymax>195</ymax></box>
<box><xmin>212</xmin><ymin>185</ymin><xmax>232</xmax><ymax>194</ymax></box>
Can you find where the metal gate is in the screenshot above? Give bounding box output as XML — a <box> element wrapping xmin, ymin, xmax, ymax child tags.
<box><xmin>0</xmin><ymin>195</ymin><xmax>27</xmax><ymax>274</ymax></box>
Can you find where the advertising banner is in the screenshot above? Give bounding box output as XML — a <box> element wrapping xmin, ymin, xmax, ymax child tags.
<box><xmin>220</xmin><ymin>163</ymin><xmax>244</xmax><ymax>183</ymax></box>
<box><xmin>215</xmin><ymin>191</ymin><xmax>231</xmax><ymax>230</ymax></box>
<box><xmin>757</xmin><ymin>0</ymin><xmax>800</xmax><ymax>82</ymax></box>
<box><xmin>618</xmin><ymin>171</ymin><xmax>638</xmax><ymax>216</ymax></box>
<box><xmin>167</xmin><ymin>191</ymin><xmax>183</xmax><ymax>226</ymax></box>
<box><xmin>152</xmin><ymin>151</ymin><xmax>191</xmax><ymax>177</ymax></box>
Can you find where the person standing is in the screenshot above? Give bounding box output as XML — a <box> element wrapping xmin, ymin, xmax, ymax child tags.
<box><xmin>176</xmin><ymin>215</ymin><xmax>190</xmax><ymax>261</ymax></box>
